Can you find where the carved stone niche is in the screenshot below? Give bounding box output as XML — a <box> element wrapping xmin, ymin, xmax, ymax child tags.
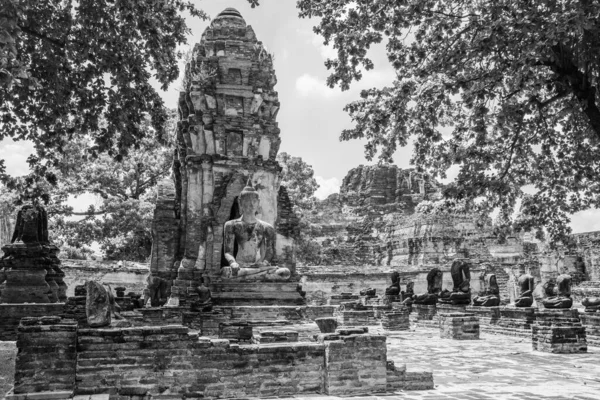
<box><xmin>227</xmin><ymin>130</ymin><xmax>244</xmax><ymax>157</ymax></box>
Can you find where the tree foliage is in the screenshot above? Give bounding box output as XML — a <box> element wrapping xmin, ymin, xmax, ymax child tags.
<box><xmin>276</xmin><ymin>151</ymin><xmax>319</xmax><ymax>211</ymax></box>
<box><xmin>298</xmin><ymin>0</ymin><xmax>600</xmax><ymax>243</ymax></box>
<box><xmin>0</xmin><ymin>0</ymin><xmax>259</xmax><ymax>193</ymax></box>
<box><xmin>46</xmin><ymin>113</ymin><xmax>174</xmax><ymax>261</ymax></box>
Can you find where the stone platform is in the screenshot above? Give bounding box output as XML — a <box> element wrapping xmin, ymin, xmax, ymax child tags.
<box><xmin>381</xmin><ymin>307</ymin><xmax>410</xmax><ymax>331</ymax></box>
<box><xmin>439</xmin><ymin>313</ymin><xmax>480</xmax><ymax>340</ymax></box>
<box><xmin>210</xmin><ymin>281</ymin><xmax>306</xmax><ymax>305</ymax></box>
<box><xmin>532</xmin><ymin>309</ymin><xmax>587</xmax><ymax>353</ymax></box>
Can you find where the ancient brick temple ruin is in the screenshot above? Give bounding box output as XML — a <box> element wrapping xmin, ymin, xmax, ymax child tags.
<box><xmin>150</xmin><ymin>7</ymin><xmax>302</xmax><ymax>306</ymax></box>
<box><xmin>5</xmin><ymin>7</ymin><xmax>600</xmax><ymax>400</ymax></box>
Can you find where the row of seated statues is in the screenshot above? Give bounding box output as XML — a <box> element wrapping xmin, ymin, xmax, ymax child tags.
<box><xmin>385</xmin><ymin>262</ymin><xmax>582</xmax><ymax>309</ymax></box>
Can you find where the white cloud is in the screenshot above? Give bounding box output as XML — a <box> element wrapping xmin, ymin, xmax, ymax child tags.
<box><xmin>570</xmin><ymin>209</ymin><xmax>600</xmax><ymax>234</ymax></box>
<box><xmin>311</xmin><ymin>35</ymin><xmax>337</xmax><ymax>60</ymax></box>
<box><xmin>0</xmin><ymin>139</ymin><xmax>34</xmax><ymax>176</ymax></box>
<box><xmin>314</xmin><ymin>176</ymin><xmax>341</xmax><ymax>199</ymax></box>
<box><xmin>295</xmin><ymin>74</ymin><xmax>342</xmax><ymax>98</ymax></box>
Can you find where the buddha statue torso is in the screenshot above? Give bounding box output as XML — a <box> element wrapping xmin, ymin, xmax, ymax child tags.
<box><xmin>221</xmin><ymin>183</ymin><xmax>290</xmax><ymax>281</ymax></box>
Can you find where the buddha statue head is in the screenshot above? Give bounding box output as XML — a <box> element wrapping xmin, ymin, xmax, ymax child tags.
<box><xmin>239</xmin><ymin>181</ymin><xmax>260</xmax><ymax>219</ymax></box>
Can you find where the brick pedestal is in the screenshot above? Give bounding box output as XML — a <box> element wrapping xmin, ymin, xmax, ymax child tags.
<box><xmin>489</xmin><ymin>307</ymin><xmax>536</xmax><ymax>337</ymax></box>
<box><xmin>10</xmin><ymin>317</ymin><xmax>77</xmax><ymax>397</ymax></box>
<box><xmin>532</xmin><ymin>309</ymin><xmax>587</xmax><ymax>353</ymax></box>
<box><xmin>329</xmin><ymin>293</ymin><xmax>360</xmax><ymax>305</ymax></box>
<box><xmin>409</xmin><ymin>304</ymin><xmax>437</xmax><ymax>328</ymax></box>
<box><xmin>381</xmin><ymin>307</ymin><xmax>410</xmax><ymax>331</ymax></box>
<box><xmin>439</xmin><ymin>313</ymin><xmax>480</xmax><ymax>340</ymax></box>
<box><xmin>580</xmin><ymin>312</ymin><xmax>600</xmax><ymax>347</ymax></box>
<box><xmin>339</xmin><ymin>310</ymin><xmax>377</xmax><ymax>326</ymax></box>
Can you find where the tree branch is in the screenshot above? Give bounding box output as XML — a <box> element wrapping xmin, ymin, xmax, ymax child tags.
<box><xmin>18</xmin><ymin>25</ymin><xmax>65</xmax><ymax>49</ymax></box>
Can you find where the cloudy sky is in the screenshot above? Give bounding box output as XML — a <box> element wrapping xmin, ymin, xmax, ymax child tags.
<box><xmin>1</xmin><ymin>0</ymin><xmax>599</xmax><ymax>232</ymax></box>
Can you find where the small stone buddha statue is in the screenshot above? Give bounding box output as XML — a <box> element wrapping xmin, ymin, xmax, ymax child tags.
<box><xmin>191</xmin><ymin>277</ymin><xmax>213</xmax><ymax>312</ymax></box>
<box><xmin>221</xmin><ymin>182</ymin><xmax>291</xmax><ymax>281</ymax></box>
<box><xmin>438</xmin><ymin>260</ymin><xmax>471</xmax><ymax>305</ymax></box>
<box><xmin>514</xmin><ymin>270</ymin><xmax>535</xmax><ymax>307</ymax></box>
<box><xmin>385</xmin><ymin>271</ymin><xmax>401</xmax><ymax>295</ymax></box>
<box><xmin>541</xmin><ymin>273</ymin><xmax>573</xmax><ymax>309</ymax></box>
<box><xmin>472</xmin><ymin>273</ymin><xmax>500</xmax><ymax>307</ymax></box>
<box><xmin>405</xmin><ymin>268</ymin><xmax>443</xmax><ymax>305</ymax></box>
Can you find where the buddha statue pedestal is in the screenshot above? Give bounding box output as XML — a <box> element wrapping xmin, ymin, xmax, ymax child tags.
<box><xmin>579</xmin><ymin>313</ymin><xmax>600</xmax><ymax>347</ymax></box>
<box><xmin>439</xmin><ymin>312</ymin><xmax>480</xmax><ymax>340</ymax></box>
<box><xmin>381</xmin><ymin>307</ymin><xmax>410</xmax><ymax>331</ymax></box>
<box><xmin>329</xmin><ymin>293</ymin><xmax>360</xmax><ymax>306</ymax></box>
<box><xmin>465</xmin><ymin>306</ymin><xmax>501</xmax><ymax>330</ymax></box>
<box><xmin>210</xmin><ymin>281</ymin><xmax>305</xmax><ymax>306</ymax></box>
<box><xmin>409</xmin><ymin>304</ymin><xmax>438</xmax><ymax>329</ymax></box>
<box><xmin>495</xmin><ymin>307</ymin><xmax>536</xmax><ymax>338</ymax></box>
<box><xmin>532</xmin><ymin>309</ymin><xmax>587</xmax><ymax>353</ymax></box>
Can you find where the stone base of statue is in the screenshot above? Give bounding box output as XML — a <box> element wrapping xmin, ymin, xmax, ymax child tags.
<box><xmin>0</xmin><ymin>243</ymin><xmax>54</xmax><ymax>304</ymax></box>
<box><xmin>439</xmin><ymin>312</ymin><xmax>479</xmax><ymax>340</ymax></box>
<box><xmin>409</xmin><ymin>304</ymin><xmax>438</xmax><ymax>328</ymax></box>
<box><xmin>532</xmin><ymin>309</ymin><xmax>587</xmax><ymax>353</ymax></box>
<box><xmin>580</xmin><ymin>312</ymin><xmax>600</xmax><ymax>347</ymax></box>
<box><xmin>382</xmin><ymin>307</ymin><xmax>410</xmax><ymax>331</ymax></box>
<box><xmin>465</xmin><ymin>306</ymin><xmax>501</xmax><ymax>329</ymax></box>
<box><xmin>210</xmin><ymin>281</ymin><xmax>305</xmax><ymax>306</ymax></box>
<box><xmin>491</xmin><ymin>307</ymin><xmax>536</xmax><ymax>338</ymax></box>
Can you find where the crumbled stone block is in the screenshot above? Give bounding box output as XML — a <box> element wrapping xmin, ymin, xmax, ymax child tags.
<box><xmin>218</xmin><ymin>322</ymin><xmax>253</xmax><ymax>341</ymax></box>
<box><xmin>439</xmin><ymin>313</ymin><xmax>480</xmax><ymax>340</ymax></box>
<box><xmin>338</xmin><ymin>309</ymin><xmax>377</xmax><ymax>326</ymax></box>
<box><xmin>253</xmin><ymin>330</ymin><xmax>299</xmax><ymax>343</ymax></box>
<box><xmin>315</xmin><ymin>317</ymin><xmax>338</xmax><ymax>333</ymax></box>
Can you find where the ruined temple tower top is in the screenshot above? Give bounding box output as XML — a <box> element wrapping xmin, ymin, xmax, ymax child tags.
<box><xmin>213</xmin><ymin>8</ymin><xmax>246</xmax><ymax>25</ymax></box>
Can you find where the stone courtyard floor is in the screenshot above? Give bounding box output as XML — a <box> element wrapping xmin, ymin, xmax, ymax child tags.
<box><xmin>2</xmin><ymin>325</ymin><xmax>599</xmax><ymax>399</ymax></box>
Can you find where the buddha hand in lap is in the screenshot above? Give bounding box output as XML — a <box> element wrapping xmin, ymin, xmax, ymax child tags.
<box><xmin>221</xmin><ymin>183</ymin><xmax>291</xmax><ymax>282</ymax></box>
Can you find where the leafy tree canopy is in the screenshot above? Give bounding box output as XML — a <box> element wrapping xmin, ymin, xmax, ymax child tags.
<box><xmin>277</xmin><ymin>151</ymin><xmax>319</xmax><ymax>211</ymax></box>
<box><xmin>298</xmin><ymin>0</ymin><xmax>600</xmax><ymax>243</ymax></box>
<box><xmin>0</xmin><ymin>0</ymin><xmax>258</xmax><ymax>195</ymax></box>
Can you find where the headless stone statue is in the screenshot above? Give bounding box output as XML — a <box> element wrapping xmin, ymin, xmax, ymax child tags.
<box><xmin>401</xmin><ymin>281</ymin><xmax>415</xmax><ymax>301</ymax></box>
<box><xmin>405</xmin><ymin>268</ymin><xmax>443</xmax><ymax>305</ymax></box>
<box><xmin>145</xmin><ymin>275</ymin><xmax>168</xmax><ymax>307</ymax></box>
<box><xmin>472</xmin><ymin>273</ymin><xmax>500</xmax><ymax>307</ymax></box>
<box><xmin>191</xmin><ymin>277</ymin><xmax>213</xmax><ymax>312</ymax></box>
<box><xmin>85</xmin><ymin>281</ymin><xmax>122</xmax><ymax>328</ymax></box>
<box><xmin>385</xmin><ymin>271</ymin><xmax>400</xmax><ymax>295</ymax></box>
<box><xmin>221</xmin><ymin>182</ymin><xmax>291</xmax><ymax>281</ymax></box>
<box><xmin>438</xmin><ymin>260</ymin><xmax>471</xmax><ymax>305</ymax></box>
<box><xmin>541</xmin><ymin>274</ymin><xmax>573</xmax><ymax>309</ymax></box>
<box><xmin>515</xmin><ymin>272</ymin><xmax>534</xmax><ymax>307</ymax></box>
<box><xmin>582</xmin><ymin>297</ymin><xmax>600</xmax><ymax>312</ymax></box>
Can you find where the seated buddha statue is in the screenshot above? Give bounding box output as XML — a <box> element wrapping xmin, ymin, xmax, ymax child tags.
<box><xmin>472</xmin><ymin>273</ymin><xmax>500</xmax><ymax>307</ymax></box>
<box><xmin>438</xmin><ymin>260</ymin><xmax>471</xmax><ymax>305</ymax></box>
<box><xmin>514</xmin><ymin>270</ymin><xmax>535</xmax><ymax>307</ymax></box>
<box><xmin>405</xmin><ymin>268</ymin><xmax>443</xmax><ymax>305</ymax></box>
<box><xmin>582</xmin><ymin>297</ymin><xmax>600</xmax><ymax>311</ymax></box>
<box><xmin>541</xmin><ymin>273</ymin><xmax>573</xmax><ymax>309</ymax></box>
<box><xmin>385</xmin><ymin>271</ymin><xmax>401</xmax><ymax>295</ymax></box>
<box><xmin>221</xmin><ymin>182</ymin><xmax>291</xmax><ymax>281</ymax></box>
<box><xmin>401</xmin><ymin>281</ymin><xmax>415</xmax><ymax>301</ymax></box>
